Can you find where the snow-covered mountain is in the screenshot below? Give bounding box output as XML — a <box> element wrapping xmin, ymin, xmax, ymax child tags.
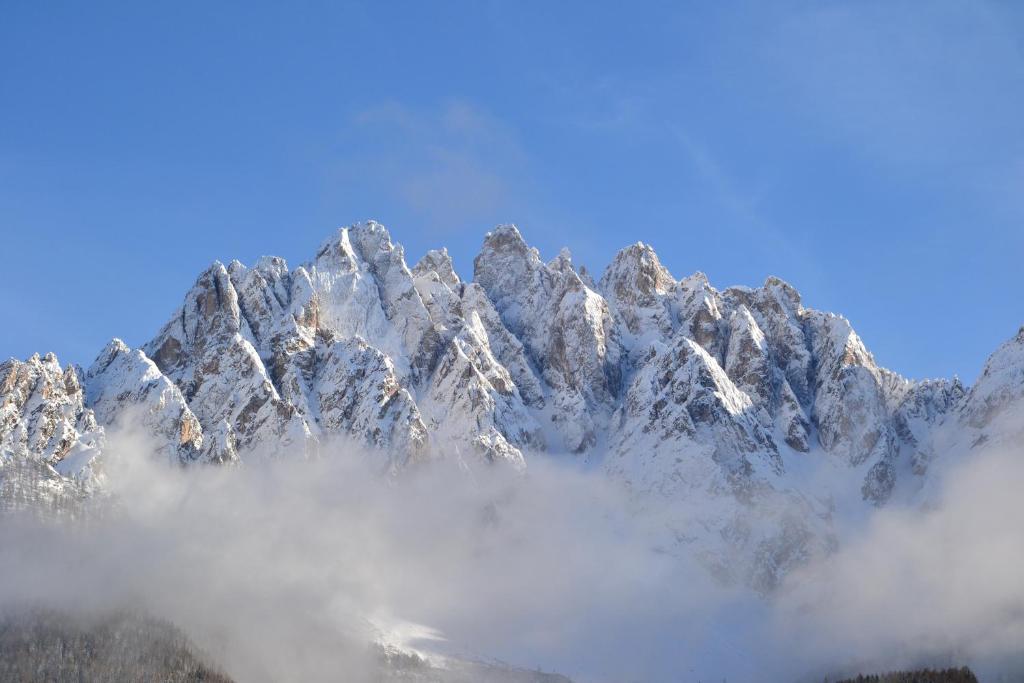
<box><xmin>2</xmin><ymin>221</ymin><xmax>1020</xmax><ymax>588</ymax></box>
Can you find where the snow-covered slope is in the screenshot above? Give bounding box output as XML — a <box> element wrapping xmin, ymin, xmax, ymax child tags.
<box><xmin>0</xmin><ymin>353</ymin><xmax>104</xmax><ymax>512</ymax></box>
<box><xmin>85</xmin><ymin>339</ymin><xmax>214</xmax><ymax>464</ymax></box>
<box><xmin>3</xmin><ymin>221</ymin><xmax>1022</xmax><ymax>588</ymax></box>
<box><xmin>958</xmin><ymin>326</ymin><xmax>1024</xmax><ymax>437</ymax></box>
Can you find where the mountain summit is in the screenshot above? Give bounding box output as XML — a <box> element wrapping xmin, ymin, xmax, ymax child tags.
<box><xmin>2</xmin><ymin>222</ymin><xmax>1020</xmax><ymax>589</ymax></box>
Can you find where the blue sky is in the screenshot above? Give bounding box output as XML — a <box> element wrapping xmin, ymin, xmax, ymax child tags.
<box><xmin>2</xmin><ymin>0</ymin><xmax>1022</xmax><ymax>381</ymax></box>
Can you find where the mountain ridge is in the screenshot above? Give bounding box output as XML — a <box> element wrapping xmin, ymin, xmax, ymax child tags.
<box><xmin>2</xmin><ymin>221</ymin><xmax>1021</xmax><ymax>590</ymax></box>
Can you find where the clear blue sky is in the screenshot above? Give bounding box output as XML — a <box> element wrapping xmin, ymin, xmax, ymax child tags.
<box><xmin>2</xmin><ymin>0</ymin><xmax>1022</xmax><ymax>382</ymax></box>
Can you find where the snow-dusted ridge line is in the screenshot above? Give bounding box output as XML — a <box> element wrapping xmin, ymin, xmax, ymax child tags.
<box><xmin>2</xmin><ymin>221</ymin><xmax>1021</xmax><ymax>589</ymax></box>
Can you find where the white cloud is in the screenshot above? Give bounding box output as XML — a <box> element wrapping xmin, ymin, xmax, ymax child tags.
<box><xmin>1</xmin><ymin>422</ymin><xmax>1023</xmax><ymax>681</ymax></box>
<box><xmin>777</xmin><ymin>445</ymin><xmax>1024</xmax><ymax>679</ymax></box>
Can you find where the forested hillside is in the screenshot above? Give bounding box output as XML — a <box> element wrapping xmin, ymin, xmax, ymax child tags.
<box><xmin>835</xmin><ymin>667</ymin><xmax>978</xmax><ymax>683</ymax></box>
<box><xmin>0</xmin><ymin>609</ymin><xmax>232</xmax><ymax>682</ymax></box>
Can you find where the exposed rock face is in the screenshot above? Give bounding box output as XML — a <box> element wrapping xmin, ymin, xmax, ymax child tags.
<box><xmin>85</xmin><ymin>339</ymin><xmax>212</xmax><ymax>464</ymax></box>
<box><xmin>0</xmin><ymin>353</ymin><xmax>103</xmax><ymax>482</ymax></box>
<box><xmin>474</xmin><ymin>226</ymin><xmax>622</xmax><ymax>451</ymax></box>
<box><xmin>905</xmin><ymin>325</ymin><xmax>1024</xmax><ymax>478</ymax></box>
<box><xmin>459</xmin><ymin>283</ymin><xmax>546</xmax><ymax>410</ymax></box>
<box><xmin>896</xmin><ymin>379</ymin><xmax>964</xmax><ymax>465</ymax></box>
<box><xmin>308</xmin><ymin>223</ymin><xmax>437</xmax><ymax>382</ymax></box>
<box><xmin>312</xmin><ymin>337</ymin><xmax>428</xmax><ymax>472</ymax></box>
<box><xmin>0</xmin><ymin>353</ymin><xmax>104</xmax><ymax>512</ymax></box>
<box><xmin>143</xmin><ymin>261</ymin><xmax>314</xmax><ymax>458</ymax></box>
<box><xmin>4</xmin><ymin>221</ymin><xmax>1023</xmax><ymax>589</ymax></box>
<box><xmin>959</xmin><ymin>326</ymin><xmax>1024</xmax><ymax>433</ymax></box>
<box><xmin>600</xmin><ymin>242</ymin><xmax>677</xmax><ymax>355</ymax></box>
<box><xmin>608</xmin><ymin>335</ymin><xmax>778</xmax><ymax>492</ymax></box>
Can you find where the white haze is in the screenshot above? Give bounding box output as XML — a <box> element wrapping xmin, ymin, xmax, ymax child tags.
<box><xmin>0</xmin><ymin>424</ymin><xmax>1022</xmax><ymax>682</ymax></box>
<box><xmin>776</xmin><ymin>443</ymin><xmax>1024</xmax><ymax>681</ymax></box>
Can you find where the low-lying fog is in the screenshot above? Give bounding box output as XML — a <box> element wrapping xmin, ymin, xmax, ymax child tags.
<box><xmin>1</xmin><ymin>425</ymin><xmax>1021</xmax><ymax>682</ymax></box>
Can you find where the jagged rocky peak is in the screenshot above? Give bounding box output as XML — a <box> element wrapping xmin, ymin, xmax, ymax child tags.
<box><xmin>719</xmin><ymin>276</ymin><xmax>805</xmax><ymax>348</ymax></box>
<box><xmin>84</xmin><ymin>339</ymin><xmax>218</xmax><ymax>464</ymax></box>
<box><xmin>760</xmin><ymin>275</ymin><xmax>803</xmax><ymax>312</ymax></box>
<box><xmin>315</xmin><ymin>220</ymin><xmax>392</xmax><ymax>267</ymax></box>
<box><xmin>131</xmin><ymin>223</ymin><xmax>540</xmax><ymax>469</ymax></box>
<box><xmin>413</xmin><ymin>247</ymin><xmax>461</xmax><ymax>290</ymax></box>
<box><xmin>547</xmin><ymin>246</ymin><xmax>575</xmax><ymax>273</ymax></box>
<box><xmin>601</xmin><ymin>242</ymin><xmax>676</xmax><ymax>300</ymax></box>
<box><xmin>145</xmin><ymin>260</ymin><xmax>244</xmax><ymax>374</ymax></box>
<box><xmin>478</xmin><ymin>223</ymin><xmax>535</xmax><ymax>257</ymax></box>
<box><xmin>600</xmin><ymin>242</ymin><xmax>677</xmax><ymax>345</ymax></box>
<box><xmin>959</xmin><ymin>326</ymin><xmax>1024</xmax><ymax>432</ymax></box>
<box><xmin>723</xmin><ymin>306</ymin><xmax>771</xmax><ymax>411</ymax></box>
<box><xmin>315</xmin><ymin>221</ymin><xmax>420</xmax><ymax>302</ymax></box>
<box><xmin>606</xmin><ymin>330</ymin><xmax>787</xmax><ymax>576</ymax></box>
<box><xmin>7</xmin><ymin>219</ymin><xmax>1024</xmax><ymax>594</ymax></box>
<box><xmin>227</xmin><ymin>256</ymin><xmax>305</xmax><ymax>347</ymax></box>
<box><xmin>458</xmin><ymin>282</ymin><xmax>546</xmax><ymax>409</ymax></box>
<box><xmin>663</xmin><ymin>272</ymin><xmax>923</xmax><ymax>503</ymax></box>
<box><xmin>472</xmin><ymin>224</ymin><xmax>550</xmax><ymax>337</ymax></box>
<box><xmin>420</xmin><ymin>328</ymin><xmax>536</xmax><ymax>469</ymax></box>
<box><xmin>412</xmin><ymin>248</ymin><xmax>464</xmax><ymax>332</ymax></box>
<box><xmin>8</xmin><ymin>225</ymin><xmax>1022</xmax><ymax>487</ymax></box>
<box><xmin>801</xmin><ymin>312</ymin><xmax>909</xmax><ymax>503</ymax></box>
<box><xmin>347</xmin><ymin>220</ymin><xmax>402</xmax><ymax>261</ymax></box>
<box><xmin>309</xmin><ymin>222</ymin><xmax>434</xmax><ymax>378</ymax></box>
<box><xmin>473</xmin><ymin>224</ymin><xmax>623</xmax><ymax>451</ymax></box>
<box><xmin>142</xmin><ymin>259</ymin><xmax>315</xmax><ymax>459</ymax></box>
<box><xmin>807</xmin><ymin>315</ymin><xmax>890</xmax><ymax>456</ymax></box>
<box><xmin>312</xmin><ymin>337</ymin><xmax>429</xmax><ymax>471</ymax></box>
<box><xmin>0</xmin><ymin>352</ymin><xmax>103</xmax><ymax>481</ymax></box>
<box><xmin>892</xmin><ymin>376</ymin><xmax>966</xmax><ymax>476</ymax></box>
<box><xmin>676</xmin><ymin>271</ymin><xmax>725</xmax><ymax>355</ymax></box>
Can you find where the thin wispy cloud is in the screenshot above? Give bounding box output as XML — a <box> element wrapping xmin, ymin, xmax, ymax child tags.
<box><xmin>336</xmin><ymin>100</ymin><xmax>533</xmax><ymax>234</ymax></box>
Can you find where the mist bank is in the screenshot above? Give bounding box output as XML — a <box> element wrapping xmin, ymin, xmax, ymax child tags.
<box><xmin>0</xmin><ymin>426</ymin><xmax>1021</xmax><ymax>682</ymax></box>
